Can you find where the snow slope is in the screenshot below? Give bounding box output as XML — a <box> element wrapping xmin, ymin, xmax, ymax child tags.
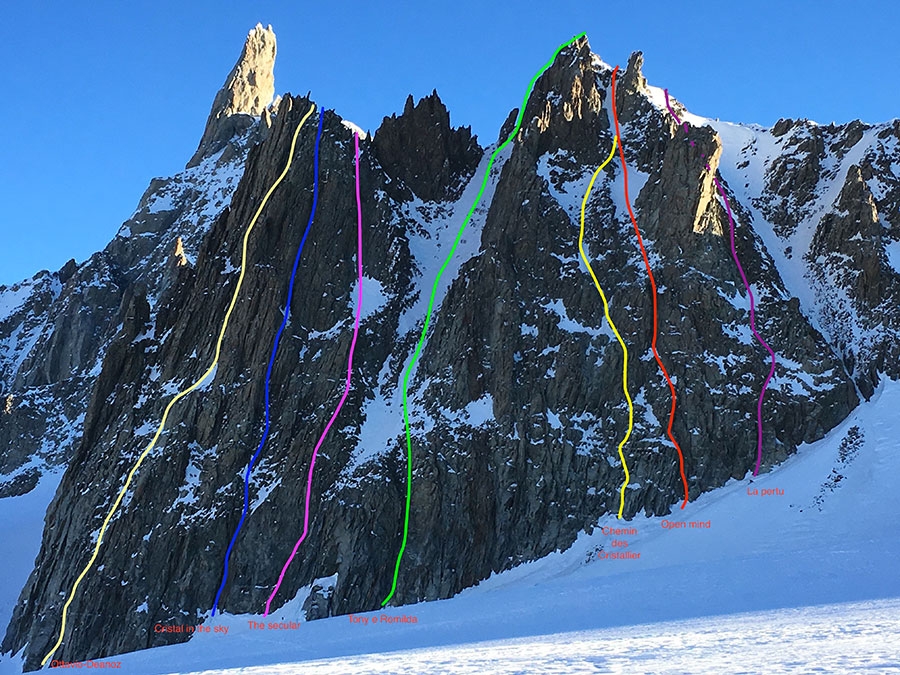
<box><xmin>0</xmin><ymin>473</ymin><xmax>63</xmax><ymax>643</ymax></box>
<box><xmin>178</xmin><ymin>599</ymin><xmax>900</xmax><ymax>674</ymax></box>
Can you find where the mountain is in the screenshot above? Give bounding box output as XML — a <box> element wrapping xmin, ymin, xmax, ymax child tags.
<box><xmin>1</xmin><ymin>25</ymin><xmax>898</xmax><ymax>671</ymax></box>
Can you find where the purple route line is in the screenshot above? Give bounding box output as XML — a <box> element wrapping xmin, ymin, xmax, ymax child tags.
<box><xmin>264</xmin><ymin>132</ymin><xmax>365</xmax><ymax>617</ymax></box>
<box><xmin>663</xmin><ymin>89</ymin><xmax>777</xmax><ymax>477</ymax></box>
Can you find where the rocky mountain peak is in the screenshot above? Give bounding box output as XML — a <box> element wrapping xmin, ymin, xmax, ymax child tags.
<box><xmin>373</xmin><ymin>89</ymin><xmax>481</xmax><ymax>202</ymax></box>
<box><xmin>186</xmin><ymin>23</ymin><xmax>277</xmax><ymax>168</ymax></box>
<box><xmin>529</xmin><ymin>35</ymin><xmax>600</xmax><ymax>128</ymax></box>
<box><xmin>772</xmin><ymin>118</ymin><xmax>795</xmax><ymax>137</ymax></box>
<box><xmin>613</xmin><ymin>51</ymin><xmax>651</xmax><ymax>126</ymax></box>
<box><xmin>621</xmin><ymin>51</ymin><xmax>647</xmax><ymax>94</ymax></box>
<box><xmin>514</xmin><ymin>34</ymin><xmax>610</xmax><ymax>162</ymax></box>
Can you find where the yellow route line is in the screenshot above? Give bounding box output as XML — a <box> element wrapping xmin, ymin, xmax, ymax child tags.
<box><xmin>577</xmin><ymin>135</ymin><xmax>634</xmax><ymax>520</ymax></box>
<box><xmin>41</xmin><ymin>103</ymin><xmax>317</xmax><ymax>667</ymax></box>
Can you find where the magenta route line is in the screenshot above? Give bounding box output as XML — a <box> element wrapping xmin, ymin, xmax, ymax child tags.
<box><xmin>264</xmin><ymin>132</ymin><xmax>364</xmax><ymax>616</ymax></box>
<box><xmin>663</xmin><ymin>89</ymin><xmax>777</xmax><ymax>477</ymax></box>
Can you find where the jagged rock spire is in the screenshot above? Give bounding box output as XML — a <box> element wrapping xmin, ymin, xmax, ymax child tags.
<box><xmin>186</xmin><ymin>23</ymin><xmax>277</xmax><ymax>168</ymax></box>
<box><xmin>613</xmin><ymin>51</ymin><xmax>652</xmax><ymax>126</ymax></box>
<box><xmin>373</xmin><ymin>90</ymin><xmax>482</xmax><ymax>201</ymax></box>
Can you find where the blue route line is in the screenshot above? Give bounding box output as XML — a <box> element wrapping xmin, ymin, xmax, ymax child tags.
<box><xmin>212</xmin><ymin>108</ymin><xmax>324</xmax><ymax>616</ymax></box>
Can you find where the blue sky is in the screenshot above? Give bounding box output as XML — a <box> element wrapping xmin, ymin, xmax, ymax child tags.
<box><xmin>1</xmin><ymin>0</ymin><xmax>897</xmax><ymax>286</ymax></box>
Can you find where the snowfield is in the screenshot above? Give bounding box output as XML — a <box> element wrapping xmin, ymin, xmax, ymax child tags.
<box><xmin>177</xmin><ymin>599</ymin><xmax>900</xmax><ymax>674</ymax></box>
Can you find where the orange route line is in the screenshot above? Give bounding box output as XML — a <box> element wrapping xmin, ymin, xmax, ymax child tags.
<box><xmin>610</xmin><ymin>66</ymin><xmax>689</xmax><ymax>510</ymax></box>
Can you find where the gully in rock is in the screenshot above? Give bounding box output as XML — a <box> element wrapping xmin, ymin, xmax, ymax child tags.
<box><xmin>663</xmin><ymin>88</ymin><xmax>777</xmax><ymax>478</ymax></box>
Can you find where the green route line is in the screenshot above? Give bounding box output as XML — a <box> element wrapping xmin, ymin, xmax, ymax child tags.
<box><xmin>381</xmin><ymin>32</ymin><xmax>587</xmax><ymax>607</ymax></box>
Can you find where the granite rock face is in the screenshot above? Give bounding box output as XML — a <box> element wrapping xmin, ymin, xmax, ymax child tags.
<box><xmin>1</xmin><ymin>31</ymin><xmax>898</xmax><ymax>671</ymax></box>
<box><xmin>187</xmin><ymin>23</ymin><xmax>277</xmax><ymax>168</ymax></box>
